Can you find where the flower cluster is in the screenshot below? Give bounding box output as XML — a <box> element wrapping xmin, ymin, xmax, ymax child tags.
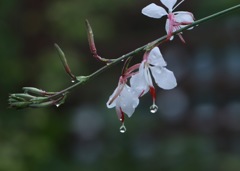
<box><xmin>107</xmin><ymin>47</ymin><xmax>177</xmax><ymax>132</ymax></box>
<box><xmin>142</xmin><ymin>0</ymin><xmax>194</xmax><ymax>42</ymax></box>
<box><xmin>107</xmin><ymin>0</ymin><xmax>194</xmax><ymax>133</ymax></box>
<box><xmin>8</xmin><ymin>0</ymin><xmax>197</xmax><ymax>133</ymax></box>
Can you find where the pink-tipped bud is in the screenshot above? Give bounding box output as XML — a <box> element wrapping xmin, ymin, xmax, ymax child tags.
<box><xmin>85</xmin><ymin>20</ymin><xmax>97</xmax><ymax>58</ymax></box>
<box><xmin>22</xmin><ymin>87</ymin><xmax>55</xmax><ymax>96</ymax></box>
<box><xmin>85</xmin><ymin>19</ymin><xmax>114</xmax><ymax>63</ymax></box>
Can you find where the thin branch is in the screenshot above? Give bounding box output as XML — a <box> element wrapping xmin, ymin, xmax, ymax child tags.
<box><xmin>56</xmin><ymin>3</ymin><xmax>240</xmax><ymax>96</ymax></box>
<box><xmin>9</xmin><ymin>4</ymin><xmax>240</xmax><ymax>108</ymax></box>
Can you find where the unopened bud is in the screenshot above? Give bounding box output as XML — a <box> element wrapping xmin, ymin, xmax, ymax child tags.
<box><xmin>85</xmin><ymin>19</ymin><xmax>114</xmax><ymax>63</ymax></box>
<box><xmin>85</xmin><ymin>19</ymin><xmax>95</xmax><ymax>51</ymax></box>
<box><xmin>29</xmin><ymin>101</ymin><xmax>55</xmax><ymax>108</ymax></box>
<box><xmin>9</xmin><ymin>94</ymin><xmax>25</xmax><ymax>101</ymax></box>
<box><xmin>10</xmin><ymin>93</ymin><xmax>35</xmax><ymax>101</ymax></box>
<box><xmin>30</xmin><ymin>97</ymin><xmax>48</xmax><ymax>103</ymax></box>
<box><xmin>54</xmin><ymin>43</ymin><xmax>76</xmax><ymax>80</ymax></box>
<box><xmin>23</xmin><ymin>87</ymin><xmax>47</xmax><ymax>95</ymax></box>
<box><xmin>9</xmin><ymin>101</ymin><xmax>32</xmax><ymax>109</ymax></box>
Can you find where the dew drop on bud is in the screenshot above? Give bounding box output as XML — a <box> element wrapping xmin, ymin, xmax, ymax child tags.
<box><xmin>150</xmin><ymin>104</ymin><xmax>158</xmax><ymax>113</ymax></box>
<box><xmin>119</xmin><ymin>124</ymin><xmax>127</xmax><ymax>133</ymax></box>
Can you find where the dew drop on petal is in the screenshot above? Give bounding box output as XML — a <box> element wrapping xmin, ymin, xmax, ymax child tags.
<box><xmin>150</xmin><ymin>104</ymin><xmax>158</xmax><ymax>113</ymax></box>
<box><xmin>119</xmin><ymin>124</ymin><xmax>127</xmax><ymax>133</ymax></box>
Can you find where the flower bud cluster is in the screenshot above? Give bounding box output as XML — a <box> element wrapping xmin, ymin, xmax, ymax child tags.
<box><xmin>8</xmin><ymin>87</ymin><xmax>67</xmax><ymax>109</ymax></box>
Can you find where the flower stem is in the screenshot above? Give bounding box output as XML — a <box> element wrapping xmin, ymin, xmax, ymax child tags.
<box><xmin>53</xmin><ymin>4</ymin><xmax>239</xmax><ymax>97</ymax></box>
<box><xmin>10</xmin><ymin>4</ymin><xmax>240</xmax><ymax>106</ymax></box>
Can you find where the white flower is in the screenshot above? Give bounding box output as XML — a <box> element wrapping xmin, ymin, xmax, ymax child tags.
<box><xmin>107</xmin><ymin>77</ymin><xmax>139</xmax><ymax>122</ymax></box>
<box><xmin>130</xmin><ymin>47</ymin><xmax>177</xmax><ymax>110</ymax></box>
<box><xmin>142</xmin><ymin>0</ymin><xmax>194</xmax><ymax>42</ymax></box>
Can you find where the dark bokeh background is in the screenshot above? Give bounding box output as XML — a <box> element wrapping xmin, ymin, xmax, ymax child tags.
<box><xmin>1</xmin><ymin>0</ymin><xmax>240</xmax><ymax>171</ymax></box>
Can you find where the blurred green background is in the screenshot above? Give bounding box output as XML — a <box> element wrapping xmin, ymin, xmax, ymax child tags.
<box><xmin>1</xmin><ymin>0</ymin><xmax>240</xmax><ymax>171</ymax></box>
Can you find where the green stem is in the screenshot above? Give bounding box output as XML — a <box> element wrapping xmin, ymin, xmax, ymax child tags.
<box><xmin>50</xmin><ymin>4</ymin><xmax>240</xmax><ymax>99</ymax></box>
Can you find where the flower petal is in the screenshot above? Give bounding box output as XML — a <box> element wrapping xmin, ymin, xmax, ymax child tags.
<box><xmin>148</xmin><ymin>47</ymin><xmax>167</xmax><ymax>67</ymax></box>
<box><xmin>161</xmin><ymin>0</ymin><xmax>177</xmax><ymax>12</ymax></box>
<box><xmin>174</xmin><ymin>11</ymin><xmax>194</xmax><ymax>23</ymax></box>
<box><xmin>106</xmin><ymin>86</ymin><xmax>118</xmax><ymax>108</ymax></box>
<box><xmin>144</xmin><ymin>64</ymin><xmax>154</xmax><ymax>87</ymax></box>
<box><xmin>119</xmin><ymin>85</ymin><xmax>139</xmax><ymax>117</ymax></box>
<box><xmin>165</xmin><ymin>18</ymin><xmax>170</xmax><ymax>34</ymax></box>
<box><xmin>142</xmin><ymin>3</ymin><xmax>167</xmax><ymax>19</ymax></box>
<box><xmin>165</xmin><ymin>19</ymin><xmax>174</xmax><ymax>40</ymax></box>
<box><xmin>151</xmin><ymin>67</ymin><xmax>177</xmax><ymax>90</ymax></box>
<box><xmin>130</xmin><ymin>64</ymin><xmax>149</xmax><ymax>97</ymax></box>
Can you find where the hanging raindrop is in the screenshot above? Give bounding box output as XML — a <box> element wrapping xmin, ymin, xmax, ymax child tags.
<box><xmin>56</xmin><ymin>103</ymin><xmax>61</xmax><ymax>107</ymax></box>
<box><xmin>119</xmin><ymin>124</ymin><xmax>127</xmax><ymax>133</ymax></box>
<box><xmin>150</xmin><ymin>104</ymin><xmax>158</xmax><ymax>113</ymax></box>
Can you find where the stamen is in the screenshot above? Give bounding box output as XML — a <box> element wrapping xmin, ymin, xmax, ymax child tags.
<box><xmin>139</xmin><ymin>90</ymin><xmax>145</xmax><ymax>98</ymax></box>
<box><xmin>172</xmin><ymin>0</ymin><xmax>185</xmax><ymax>11</ymax></box>
<box><xmin>178</xmin><ymin>33</ymin><xmax>186</xmax><ymax>43</ymax></box>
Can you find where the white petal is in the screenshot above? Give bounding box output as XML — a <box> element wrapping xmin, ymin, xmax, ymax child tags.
<box><xmin>161</xmin><ymin>0</ymin><xmax>177</xmax><ymax>12</ymax></box>
<box><xmin>106</xmin><ymin>86</ymin><xmax>118</xmax><ymax>108</ymax></box>
<box><xmin>142</xmin><ymin>3</ymin><xmax>167</xmax><ymax>19</ymax></box>
<box><xmin>119</xmin><ymin>85</ymin><xmax>139</xmax><ymax>117</ymax></box>
<box><xmin>130</xmin><ymin>65</ymin><xmax>149</xmax><ymax>97</ymax></box>
<box><xmin>151</xmin><ymin>67</ymin><xmax>177</xmax><ymax>90</ymax></box>
<box><xmin>148</xmin><ymin>47</ymin><xmax>167</xmax><ymax>67</ymax></box>
<box><xmin>144</xmin><ymin>64</ymin><xmax>154</xmax><ymax>87</ymax></box>
<box><xmin>165</xmin><ymin>19</ymin><xmax>174</xmax><ymax>40</ymax></box>
<box><xmin>174</xmin><ymin>11</ymin><xmax>194</xmax><ymax>23</ymax></box>
<box><xmin>165</xmin><ymin>19</ymin><xmax>170</xmax><ymax>34</ymax></box>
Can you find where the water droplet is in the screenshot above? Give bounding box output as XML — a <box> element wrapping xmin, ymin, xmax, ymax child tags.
<box><xmin>119</xmin><ymin>124</ymin><xmax>127</xmax><ymax>133</ymax></box>
<box><xmin>71</xmin><ymin>79</ymin><xmax>75</xmax><ymax>83</ymax></box>
<box><xmin>150</xmin><ymin>104</ymin><xmax>158</xmax><ymax>113</ymax></box>
<box><xmin>121</xmin><ymin>59</ymin><xmax>124</xmax><ymax>62</ymax></box>
<box><xmin>56</xmin><ymin>104</ymin><xmax>61</xmax><ymax>107</ymax></box>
